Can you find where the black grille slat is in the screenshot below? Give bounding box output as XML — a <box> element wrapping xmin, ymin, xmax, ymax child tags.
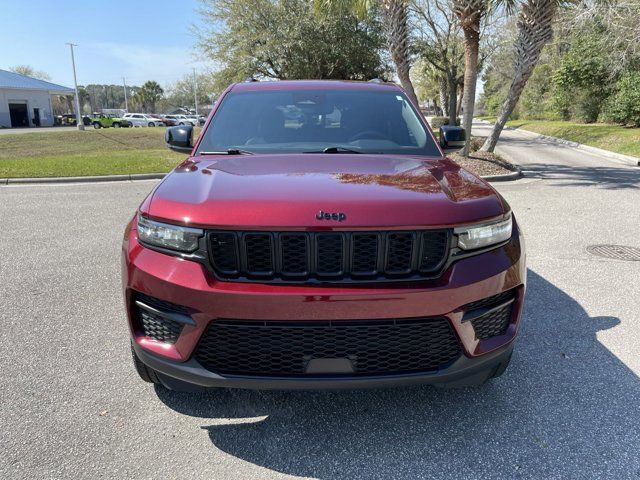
<box><xmin>386</xmin><ymin>233</ymin><xmax>414</xmax><ymax>274</ymax></box>
<box><xmin>208</xmin><ymin>230</ymin><xmax>450</xmax><ymax>282</ymax></box>
<box><xmin>351</xmin><ymin>234</ymin><xmax>379</xmax><ymax>275</ymax></box>
<box><xmin>195</xmin><ymin>318</ymin><xmax>461</xmax><ymax>376</ymax></box>
<box><xmin>280</xmin><ymin>234</ymin><xmax>309</xmax><ymax>276</ymax></box>
<box><xmin>210</xmin><ymin>232</ymin><xmax>239</xmax><ymax>274</ymax></box>
<box><xmin>244</xmin><ymin>234</ymin><xmax>274</xmax><ymax>275</ymax></box>
<box><xmin>420</xmin><ymin>231</ymin><xmax>450</xmax><ymax>272</ymax></box>
<box><xmin>316</xmin><ymin>234</ymin><xmax>344</xmax><ymax>275</ymax></box>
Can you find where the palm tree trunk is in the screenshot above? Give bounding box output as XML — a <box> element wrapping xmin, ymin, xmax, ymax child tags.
<box><xmin>481</xmin><ymin>0</ymin><xmax>557</xmax><ymax>152</ymax></box>
<box><xmin>381</xmin><ymin>0</ymin><xmax>419</xmax><ymax>106</ymax></box>
<box><xmin>439</xmin><ymin>76</ymin><xmax>449</xmax><ymax>117</ymax></box>
<box><xmin>448</xmin><ymin>73</ymin><xmax>458</xmax><ymax>125</ymax></box>
<box><xmin>456</xmin><ymin>82</ymin><xmax>464</xmax><ymax>117</ymax></box>
<box><xmin>454</xmin><ymin>0</ymin><xmax>484</xmax><ymax>156</ymax></box>
<box><xmin>460</xmin><ymin>20</ymin><xmax>480</xmax><ymax>156</ymax></box>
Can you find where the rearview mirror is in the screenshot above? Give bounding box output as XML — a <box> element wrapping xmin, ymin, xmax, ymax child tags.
<box><xmin>165</xmin><ymin>125</ymin><xmax>194</xmax><ymax>153</ymax></box>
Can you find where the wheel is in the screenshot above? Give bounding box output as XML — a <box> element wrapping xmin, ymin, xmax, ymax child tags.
<box><xmin>112</xmin><ymin>122</ymin><xmax>120</xmax><ymax>128</ymax></box>
<box><xmin>148</xmin><ymin>122</ymin><xmax>154</xmax><ymax>127</ymax></box>
<box><xmin>489</xmin><ymin>350</ymin><xmax>513</xmax><ymax>379</ymax></box>
<box><xmin>92</xmin><ymin>122</ymin><xmax>101</xmax><ymax>129</ymax></box>
<box><xmin>131</xmin><ymin>343</ymin><xmax>161</xmax><ymax>384</ymax></box>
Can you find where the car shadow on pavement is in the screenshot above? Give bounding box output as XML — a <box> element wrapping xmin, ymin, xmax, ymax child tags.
<box><xmin>155</xmin><ymin>269</ymin><xmax>639</xmax><ymax>479</ymax></box>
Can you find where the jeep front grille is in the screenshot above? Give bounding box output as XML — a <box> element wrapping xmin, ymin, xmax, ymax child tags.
<box><xmin>208</xmin><ymin>230</ymin><xmax>450</xmax><ymax>283</ymax></box>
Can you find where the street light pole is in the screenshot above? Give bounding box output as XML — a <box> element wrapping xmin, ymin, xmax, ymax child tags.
<box><xmin>193</xmin><ymin>68</ymin><xmax>198</xmax><ymax>116</ymax></box>
<box><xmin>123</xmin><ymin>77</ymin><xmax>129</xmax><ymax>112</ymax></box>
<box><xmin>66</xmin><ymin>42</ymin><xmax>84</xmax><ymax>131</ymax></box>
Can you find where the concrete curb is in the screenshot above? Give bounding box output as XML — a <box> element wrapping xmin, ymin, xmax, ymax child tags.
<box><xmin>1</xmin><ymin>172</ymin><xmax>166</xmax><ymax>185</ymax></box>
<box><xmin>481</xmin><ymin>168</ymin><xmax>523</xmax><ymax>182</ymax></box>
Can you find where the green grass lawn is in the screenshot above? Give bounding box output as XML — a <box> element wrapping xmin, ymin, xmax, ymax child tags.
<box><xmin>0</xmin><ymin>127</ymin><xmax>189</xmax><ymax>178</ymax></box>
<box><xmin>480</xmin><ymin>118</ymin><xmax>640</xmax><ymax>158</ymax></box>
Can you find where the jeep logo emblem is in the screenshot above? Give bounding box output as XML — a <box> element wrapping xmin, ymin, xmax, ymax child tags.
<box><xmin>316</xmin><ymin>210</ymin><xmax>346</xmax><ymax>222</ymax></box>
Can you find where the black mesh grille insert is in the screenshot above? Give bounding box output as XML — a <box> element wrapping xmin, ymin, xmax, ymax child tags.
<box><xmin>138</xmin><ymin>309</ymin><xmax>183</xmax><ymax>344</ymax></box>
<box><xmin>280</xmin><ymin>234</ymin><xmax>309</xmax><ymax>276</ymax></box>
<box><xmin>316</xmin><ymin>234</ymin><xmax>344</xmax><ymax>275</ymax></box>
<box><xmin>134</xmin><ymin>293</ymin><xmax>188</xmax><ymax>344</ymax></box>
<box><xmin>207</xmin><ymin>230</ymin><xmax>450</xmax><ymax>283</ymax></box>
<box><xmin>244</xmin><ymin>234</ymin><xmax>273</xmax><ymax>275</ymax></box>
<box><xmin>210</xmin><ymin>232</ymin><xmax>238</xmax><ymax>273</ymax></box>
<box><xmin>420</xmin><ymin>230</ymin><xmax>450</xmax><ymax>272</ymax></box>
<box><xmin>351</xmin><ymin>234</ymin><xmax>379</xmax><ymax>275</ymax></box>
<box><xmin>470</xmin><ymin>304</ymin><xmax>512</xmax><ymax>339</ymax></box>
<box><xmin>463</xmin><ymin>289</ymin><xmax>516</xmax><ymax>340</ymax></box>
<box><xmin>195</xmin><ymin>318</ymin><xmax>461</xmax><ymax>376</ymax></box>
<box><xmin>386</xmin><ymin>233</ymin><xmax>414</xmax><ymax>273</ymax></box>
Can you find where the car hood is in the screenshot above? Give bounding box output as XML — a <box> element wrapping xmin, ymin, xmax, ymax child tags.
<box><xmin>144</xmin><ymin>154</ymin><xmax>506</xmax><ymax>228</ymax></box>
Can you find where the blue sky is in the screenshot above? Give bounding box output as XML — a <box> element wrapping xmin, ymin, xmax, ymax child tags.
<box><xmin>0</xmin><ymin>0</ymin><xmax>210</xmax><ymax>88</ymax></box>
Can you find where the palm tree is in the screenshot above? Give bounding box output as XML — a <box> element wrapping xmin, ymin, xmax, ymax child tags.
<box><xmin>452</xmin><ymin>0</ymin><xmax>487</xmax><ymax>156</ymax></box>
<box><xmin>480</xmin><ymin>0</ymin><xmax>558</xmax><ymax>152</ymax></box>
<box><xmin>380</xmin><ymin>1</ymin><xmax>420</xmax><ymax>106</ymax></box>
<box><xmin>315</xmin><ymin>0</ymin><xmax>419</xmax><ymax>106</ymax></box>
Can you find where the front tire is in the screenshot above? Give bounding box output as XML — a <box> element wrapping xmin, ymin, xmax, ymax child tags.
<box><xmin>112</xmin><ymin>122</ymin><xmax>120</xmax><ymax>128</ymax></box>
<box><xmin>131</xmin><ymin>344</ymin><xmax>162</xmax><ymax>384</ymax></box>
<box><xmin>489</xmin><ymin>349</ymin><xmax>513</xmax><ymax>379</ymax></box>
<box><xmin>92</xmin><ymin>122</ymin><xmax>101</xmax><ymax>129</ymax></box>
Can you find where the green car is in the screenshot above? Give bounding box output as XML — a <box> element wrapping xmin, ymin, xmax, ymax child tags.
<box><xmin>83</xmin><ymin>113</ymin><xmax>131</xmax><ymax>128</ymax></box>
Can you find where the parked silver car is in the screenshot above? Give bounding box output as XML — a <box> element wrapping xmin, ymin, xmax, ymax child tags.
<box><xmin>121</xmin><ymin>113</ymin><xmax>164</xmax><ymax>127</ymax></box>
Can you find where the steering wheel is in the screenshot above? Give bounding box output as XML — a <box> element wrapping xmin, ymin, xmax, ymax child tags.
<box><xmin>348</xmin><ymin>130</ymin><xmax>388</xmax><ymax>142</ymax></box>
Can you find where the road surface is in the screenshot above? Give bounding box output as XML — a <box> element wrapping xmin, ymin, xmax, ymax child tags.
<box><xmin>2</xmin><ymin>125</ymin><xmax>639</xmax><ymax>479</ymax></box>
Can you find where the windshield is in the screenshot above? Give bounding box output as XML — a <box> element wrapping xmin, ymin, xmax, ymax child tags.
<box><xmin>196</xmin><ymin>89</ymin><xmax>440</xmax><ymax>156</ymax></box>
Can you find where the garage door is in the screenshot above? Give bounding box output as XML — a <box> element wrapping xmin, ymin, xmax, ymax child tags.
<box><xmin>9</xmin><ymin>102</ymin><xmax>29</xmax><ymax>127</ymax></box>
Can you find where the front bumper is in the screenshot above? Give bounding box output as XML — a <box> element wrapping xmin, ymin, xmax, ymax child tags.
<box><xmin>133</xmin><ymin>340</ymin><xmax>514</xmax><ymax>390</ymax></box>
<box><xmin>122</xmin><ymin>219</ymin><xmax>526</xmax><ymax>389</ymax></box>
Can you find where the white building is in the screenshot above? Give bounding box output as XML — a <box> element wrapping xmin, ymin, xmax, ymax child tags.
<box><xmin>0</xmin><ymin>69</ymin><xmax>74</xmax><ymax>128</ymax></box>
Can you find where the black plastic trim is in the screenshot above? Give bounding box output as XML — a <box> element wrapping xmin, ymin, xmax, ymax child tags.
<box><xmin>461</xmin><ymin>298</ymin><xmax>515</xmax><ymax>323</ymax></box>
<box><xmin>135</xmin><ymin>300</ymin><xmax>196</xmax><ymax>326</ymax></box>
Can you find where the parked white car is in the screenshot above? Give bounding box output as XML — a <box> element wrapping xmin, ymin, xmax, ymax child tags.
<box><xmin>165</xmin><ymin>114</ymin><xmax>196</xmax><ymax>126</ymax></box>
<box><xmin>186</xmin><ymin>115</ymin><xmax>206</xmax><ymax>126</ymax></box>
<box><xmin>122</xmin><ymin>113</ymin><xmax>164</xmax><ymax>127</ymax></box>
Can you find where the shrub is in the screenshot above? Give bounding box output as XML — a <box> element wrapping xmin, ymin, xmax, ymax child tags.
<box><xmin>602</xmin><ymin>72</ymin><xmax>640</xmax><ymax>126</ymax></box>
<box><xmin>468</xmin><ymin>136</ymin><xmax>485</xmax><ymax>152</ymax></box>
<box><xmin>430</xmin><ymin>116</ymin><xmax>461</xmax><ymax>129</ymax></box>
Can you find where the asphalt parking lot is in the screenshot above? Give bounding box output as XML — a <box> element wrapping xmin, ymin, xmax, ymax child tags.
<box><xmin>2</xmin><ymin>129</ymin><xmax>639</xmax><ymax>479</ymax></box>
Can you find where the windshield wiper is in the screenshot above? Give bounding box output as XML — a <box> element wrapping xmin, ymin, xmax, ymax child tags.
<box><xmin>304</xmin><ymin>146</ymin><xmax>362</xmax><ymax>154</ymax></box>
<box><xmin>199</xmin><ymin>148</ymin><xmax>254</xmax><ymax>156</ymax></box>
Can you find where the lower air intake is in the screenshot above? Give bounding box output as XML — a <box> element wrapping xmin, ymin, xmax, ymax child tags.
<box><xmin>195</xmin><ymin>318</ymin><xmax>461</xmax><ymax>377</ymax></box>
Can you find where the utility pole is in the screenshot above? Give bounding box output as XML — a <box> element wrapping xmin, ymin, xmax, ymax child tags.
<box><xmin>66</xmin><ymin>42</ymin><xmax>84</xmax><ymax>130</ymax></box>
<box><xmin>123</xmin><ymin>77</ymin><xmax>129</xmax><ymax>112</ymax></box>
<box><xmin>193</xmin><ymin>68</ymin><xmax>198</xmax><ymax>116</ymax></box>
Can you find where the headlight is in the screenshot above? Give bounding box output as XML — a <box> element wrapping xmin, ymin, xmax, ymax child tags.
<box><xmin>455</xmin><ymin>213</ymin><xmax>512</xmax><ymax>250</ymax></box>
<box><xmin>137</xmin><ymin>214</ymin><xmax>203</xmax><ymax>252</ymax></box>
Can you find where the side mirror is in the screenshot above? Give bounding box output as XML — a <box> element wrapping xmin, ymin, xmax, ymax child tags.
<box><xmin>439</xmin><ymin>125</ymin><xmax>466</xmax><ymax>150</ymax></box>
<box><xmin>165</xmin><ymin>125</ymin><xmax>194</xmax><ymax>153</ymax></box>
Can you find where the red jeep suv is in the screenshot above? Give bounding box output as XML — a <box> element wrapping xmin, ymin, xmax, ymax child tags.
<box><xmin>122</xmin><ymin>80</ymin><xmax>525</xmax><ymax>391</ymax></box>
